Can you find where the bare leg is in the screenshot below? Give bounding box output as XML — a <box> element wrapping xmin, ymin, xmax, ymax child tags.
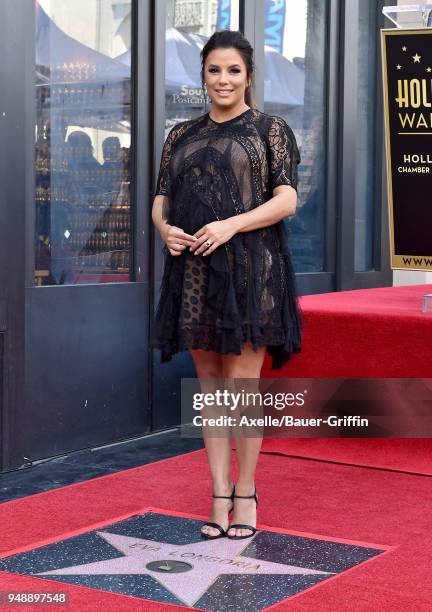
<box><xmin>222</xmin><ymin>342</ymin><xmax>266</xmax><ymax>538</ymax></box>
<box><xmin>190</xmin><ymin>348</ymin><xmax>233</xmax><ymax>537</ymax></box>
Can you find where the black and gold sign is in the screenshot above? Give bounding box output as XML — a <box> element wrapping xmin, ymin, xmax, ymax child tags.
<box><xmin>381</xmin><ymin>28</ymin><xmax>432</xmax><ymax>270</ymax></box>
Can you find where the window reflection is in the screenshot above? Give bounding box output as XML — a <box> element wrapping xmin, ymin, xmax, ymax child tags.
<box><xmin>164</xmin><ymin>0</ymin><xmax>240</xmax><ymax>131</ymax></box>
<box><xmin>161</xmin><ymin>1</ymin><xmax>326</xmax><ymax>274</ymax></box>
<box><xmin>35</xmin><ymin>0</ymin><xmax>132</xmax><ymax>286</ymax></box>
<box><xmin>264</xmin><ymin>0</ymin><xmax>326</xmax><ymax>273</ymax></box>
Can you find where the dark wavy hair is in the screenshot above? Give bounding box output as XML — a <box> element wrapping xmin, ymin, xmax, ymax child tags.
<box><xmin>200</xmin><ymin>30</ymin><xmax>255</xmax><ymax>108</ymax></box>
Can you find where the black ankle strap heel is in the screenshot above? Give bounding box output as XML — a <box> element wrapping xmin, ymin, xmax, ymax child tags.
<box><xmin>200</xmin><ymin>484</ymin><xmax>236</xmax><ymax>540</ymax></box>
<box><xmin>227</xmin><ymin>486</ymin><xmax>258</xmax><ymax>540</ymax></box>
<box><xmin>212</xmin><ymin>484</ymin><xmax>236</xmax><ymax>503</ymax></box>
<box><xmin>232</xmin><ymin>488</ymin><xmax>258</xmax><ymax>507</ymax></box>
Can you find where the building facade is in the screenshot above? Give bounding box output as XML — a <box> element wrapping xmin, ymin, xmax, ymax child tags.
<box><xmin>0</xmin><ymin>0</ymin><xmax>393</xmax><ymax>471</ymax></box>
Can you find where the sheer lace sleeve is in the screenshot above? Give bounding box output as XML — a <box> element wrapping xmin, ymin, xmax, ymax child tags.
<box><xmin>154</xmin><ymin>123</ymin><xmax>182</xmax><ymax>198</ymax></box>
<box><xmin>267</xmin><ymin>116</ymin><xmax>301</xmax><ymax>193</ymax></box>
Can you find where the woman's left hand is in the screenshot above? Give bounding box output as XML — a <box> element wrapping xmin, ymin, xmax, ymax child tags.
<box><xmin>189</xmin><ymin>219</ymin><xmax>237</xmax><ymax>256</ymax></box>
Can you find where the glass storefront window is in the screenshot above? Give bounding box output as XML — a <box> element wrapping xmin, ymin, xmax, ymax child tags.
<box><xmin>263</xmin><ymin>0</ymin><xmax>326</xmax><ymax>273</ymax></box>
<box><xmin>164</xmin><ymin>0</ymin><xmax>240</xmax><ymax>129</ymax></box>
<box><xmin>35</xmin><ymin>0</ymin><xmax>132</xmax><ymax>286</ymax></box>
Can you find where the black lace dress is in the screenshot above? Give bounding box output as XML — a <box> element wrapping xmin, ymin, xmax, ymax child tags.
<box><xmin>153</xmin><ymin>107</ymin><xmax>302</xmax><ymax>370</ymax></box>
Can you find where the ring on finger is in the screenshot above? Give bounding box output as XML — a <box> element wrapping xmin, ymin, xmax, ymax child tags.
<box><xmin>204</xmin><ymin>239</ymin><xmax>212</xmax><ymax>247</ymax></box>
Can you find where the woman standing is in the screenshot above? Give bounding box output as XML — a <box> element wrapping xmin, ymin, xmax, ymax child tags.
<box><xmin>152</xmin><ymin>30</ymin><xmax>302</xmax><ymax>540</ymax></box>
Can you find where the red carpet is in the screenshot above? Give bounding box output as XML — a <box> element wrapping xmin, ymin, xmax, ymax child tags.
<box><xmin>1</xmin><ymin>449</ymin><xmax>431</xmax><ymax>610</ymax></box>
<box><xmin>259</xmin><ymin>438</ymin><xmax>432</xmax><ymax>476</ymax></box>
<box><xmin>262</xmin><ymin>284</ymin><xmax>432</xmax><ymax>377</ymax></box>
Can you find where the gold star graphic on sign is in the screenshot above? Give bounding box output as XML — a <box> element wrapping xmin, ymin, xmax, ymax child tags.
<box><xmin>402</xmin><ymin>46</ymin><xmax>407</xmax><ymax>51</ymax></box>
<box><xmin>413</xmin><ymin>53</ymin><xmax>421</xmax><ymax>63</ymax></box>
<box><xmin>396</xmin><ymin>65</ymin><xmax>401</xmax><ymax>70</ymax></box>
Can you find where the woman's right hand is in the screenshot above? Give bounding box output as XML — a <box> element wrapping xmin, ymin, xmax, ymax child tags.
<box><xmin>160</xmin><ymin>224</ymin><xmax>197</xmax><ymax>256</ymax></box>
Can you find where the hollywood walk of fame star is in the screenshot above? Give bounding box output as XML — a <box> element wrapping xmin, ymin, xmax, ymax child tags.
<box><xmin>35</xmin><ymin>531</ymin><xmax>333</xmax><ymax>607</ymax></box>
<box><xmin>413</xmin><ymin>53</ymin><xmax>421</xmax><ymax>63</ymax></box>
